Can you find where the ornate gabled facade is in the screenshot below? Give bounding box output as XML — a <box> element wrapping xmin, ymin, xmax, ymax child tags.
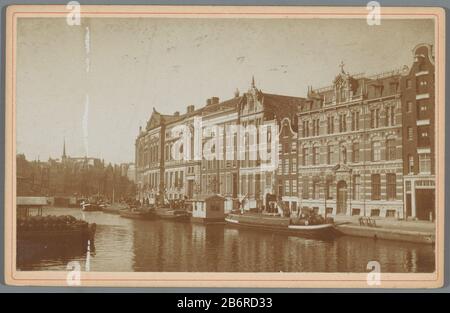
<box><xmin>238</xmin><ymin>79</ymin><xmax>304</xmax><ymax>211</ymax></box>
<box><xmin>295</xmin><ymin>53</ymin><xmax>429</xmax><ymax>219</ymax></box>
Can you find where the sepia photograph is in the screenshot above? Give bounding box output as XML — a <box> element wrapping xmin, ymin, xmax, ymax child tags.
<box><xmin>3</xmin><ymin>5</ymin><xmax>445</xmax><ymax>288</ymax></box>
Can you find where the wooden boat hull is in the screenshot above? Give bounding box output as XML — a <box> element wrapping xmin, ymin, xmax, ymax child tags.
<box><xmin>190</xmin><ymin>216</ymin><xmax>225</xmax><ymax>224</ymax></box>
<box><xmin>119</xmin><ymin>210</ymin><xmax>157</xmax><ymax>220</ymax></box>
<box><xmin>17</xmin><ymin>224</ymin><xmax>96</xmax><ymax>244</ymax></box>
<box><xmin>225</xmin><ymin>214</ymin><xmax>339</xmax><ymax>240</ymax></box>
<box><xmin>159</xmin><ymin>214</ymin><xmax>190</xmax><ymax>221</ymax></box>
<box><xmin>155</xmin><ymin>208</ymin><xmax>190</xmax><ymax>221</ymax></box>
<box><xmin>81</xmin><ymin>203</ymin><xmax>103</xmax><ymax>212</ymax></box>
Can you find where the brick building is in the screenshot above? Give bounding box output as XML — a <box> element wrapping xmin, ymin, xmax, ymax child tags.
<box><xmin>135</xmin><ymin>44</ymin><xmax>436</xmax><ymax>220</ymax></box>
<box><xmin>401</xmin><ymin>43</ymin><xmax>436</xmax><ymax>221</ymax></box>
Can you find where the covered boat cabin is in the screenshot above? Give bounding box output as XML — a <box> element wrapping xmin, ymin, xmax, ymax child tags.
<box><xmin>191</xmin><ymin>194</ymin><xmax>225</xmax><ymax>224</ymax></box>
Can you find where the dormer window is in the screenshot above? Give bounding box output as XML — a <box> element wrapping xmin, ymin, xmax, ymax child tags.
<box><xmin>340</xmin><ymin>86</ymin><xmax>347</xmax><ymax>102</ymax></box>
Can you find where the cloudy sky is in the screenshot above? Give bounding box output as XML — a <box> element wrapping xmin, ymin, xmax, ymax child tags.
<box><xmin>16</xmin><ymin>17</ymin><xmax>434</xmax><ymax>164</ymax></box>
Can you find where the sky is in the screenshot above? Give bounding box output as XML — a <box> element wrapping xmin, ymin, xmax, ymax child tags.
<box><xmin>16</xmin><ymin>17</ymin><xmax>434</xmax><ymax>164</ymax></box>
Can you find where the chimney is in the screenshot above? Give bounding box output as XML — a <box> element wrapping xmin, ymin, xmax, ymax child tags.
<box><xmin>234</xmin><ymin>88</ymin><xmax>240</xmax><ymax>98</ymax></box>
<box><xmin>187</xmin><ymin>105</ymin><xmax>195</xmax><ymax>113</ymax></box>
<box><xmin>174</xmin><ymin>111</ymin><xmax>180</xmax><ymax>116</ymax></box>
<box><xmin>211</xmin><ymin>97</ymin><xmax>220</xmax><ymax>105</ymax></box>
<box><xmin>206</xmin><ymin>98</ymin><xmax>212</xmax><ymax>106</ymax></box>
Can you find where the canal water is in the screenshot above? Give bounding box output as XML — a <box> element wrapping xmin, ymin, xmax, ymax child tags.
<box><xmin>17</xmin><ymin>208</ymin><xmax>435</xmax><ymax>273</ymax></box>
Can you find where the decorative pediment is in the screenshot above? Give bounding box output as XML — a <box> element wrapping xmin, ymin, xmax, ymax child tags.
<box><xmin>146</xmin><ymin>108</ymin><xmax>162</xmax><ymax>130</ymax></box>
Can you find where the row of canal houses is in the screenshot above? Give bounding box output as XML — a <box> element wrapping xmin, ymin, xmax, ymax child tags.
<box><xmin>135</xmin><ymin>43</ymin><xmax>435</xmax><ymax>221</ymax></box>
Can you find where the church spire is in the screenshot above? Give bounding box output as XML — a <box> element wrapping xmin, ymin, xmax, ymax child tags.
<box><xmin>251</xmin><ymin>75</ymin><xmax>255</xmax><ymax>88</ymax></box>
<box><xmin>62</xmin><ymin>137</ymin><xmax>67</xmax><ymax>159</ymax></box>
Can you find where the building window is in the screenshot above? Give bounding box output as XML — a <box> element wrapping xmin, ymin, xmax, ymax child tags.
<box><xmin>372</xmin><ymin>141</ymin><xmax>381</xmax><ymax>162</ymax></box>
<box><xmin>339</xmin><ymin>114</ymin><xmax>347</xmax><ymax>132</ymax></box>
<box><xmin>419</xmin><ymin>153</ymin><xmax>431</xmax><ymax>173</ymax></box>
<box><xmin>386</xmin><ymin>173</ymin><xmax>396</xmax><ymax>200</ymax></box>
<box><xmin>352</xmin><ymin>142</ymin><xmax>360</xmax><ymax>163</ymax></box>
<box><xmin>407</xmin><ymin>127</ymin><xmax>414</xmax><ymax>141</ymax></box>
<box><xmin>312</xmin><ymin>119</ymin><xmax>320</xmax><ymax>136</ymax></box>
<box><xmin>352</xmin><ymin>175</ymin><xmax>361</xmax><ymax>200</ymax></box>
<box><xmin>302</xmin><ymin>147</ymin><xmax>308</xmax><ymax>166</ymax></box>
<box><xmin>370</xmin><ymin>109</ymin><xmax>380</xmax><ymax>128</ymax></box>
<box><xmin>370</xmin><ymin>209</ymin><xmax>381</xmax><ymax>217</ymax></box>
<box><xmin>386</xmin><ymin>139</ymin><xmax>396</xmax><ymax>161</ymax></box>
<box><xmin>291</xmin><ymin>142</ymin><xmax>297</xmax><ymax>153</ymax></box>
<box><xmin>407</xmin><ymin>101</ymin><xmax>413</xmax><ymax>113</ymax></box>
<box><xmin>291</xmin><ymin>158</ymin><xmax>297</xmax><ymax>173</ymax></box>
<box><xmin>351</xmin><ymin>111</ymin><xmax>359</xmax><ymax>131</ymax></box>
<box><xmin>386</xmin><ymin>210</ymin><xmax>396</xmax><ymax>218</ymax></box>
<box><xmin>385</xmin><ymin>106</ymin><xmax>395</xmax><ymax>126</ymax></box>
<box><xmin>327</xmin><ymin>116</ymin><xmax>334</xmax><ymax>134</ymax></box>
<box><xmin>312</xmin><ymin>180</ymin><xmax>319</xmax><ymax>199</ymax></box>
<box><xmin>312</xmin><ymin>146</ymin><xmax>319</xmax><ymax>165</ymax></box>
<box><xmin>284</xmin><ymin>180</ymin><xmax>290</xmax><ymax>196</ymax></box>
<box><xmin>302</xmin><ymin>121</ymin><xmax>310</xmax><ymax>138</ymax></box>
<box><xmin>292</xmin><ymin>180</ymin><xmax>297</xmax><ymax>194</ymax></box>
<box><xmin>352</xmin><ymin>208</ymin><xmax>361</xmax><ymax>216</ymax></box>
<box><xmin>302</xmin><ymin>176</ymin><xmax>309</xmax><ymax>199</ymax></box>
<box><xmin>283</xmin><ymin>160</ymin><xmax>289</xmax><ymax>175</ymax></box>
<box><xmin>408</xmin><ymin>155</ymin><xmax>414</xmax><ymax>173</ymax></box>
<box><xmin>371</xmin><ymin>174</ymin><xmax>381</xmax><ymax>200</ymax></box>
<box><xmin>327</xmin><ymin>145</ymin><xmax>334</xmax><ymax>164</ymax></box>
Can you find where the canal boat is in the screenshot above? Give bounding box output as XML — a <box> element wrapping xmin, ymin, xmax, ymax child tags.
<box><xmin>80</xmin><ymin>200</ymin><xmax>104</xmax><ymax>212</ymax></box>
<box><xmin>17</xmin><ymin>214</ymin><xmax>96</xmax><ymax>244</ymax></box>
<box><xmin>119</xmin><ymin>208</ymin><xmax>157</xmax><ymax>220</ymax></box>
<box><xmin>103</xmin><ymin>203</ymin><xmax>129</xmax><ymax>214</ymax></box>
<box><xmin>155</xmin><ymin>207</ymin><xmax>191</xmax><ymax>221</ymax></box>
<box><xmin>190</xmin><ymin>195</ymin><xmax>226</xmax><ymax>224</ymax></box>
<box><xmin>225</xmin><ymin>213</ymin><xmax>339</xmax><ymax>239</ymax></box>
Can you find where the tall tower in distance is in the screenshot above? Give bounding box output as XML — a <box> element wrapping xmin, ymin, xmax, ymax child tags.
<box><xmin>62</xmin><ymin>137</ymin><xmax>67</xmax><ymax>162</ymax></box>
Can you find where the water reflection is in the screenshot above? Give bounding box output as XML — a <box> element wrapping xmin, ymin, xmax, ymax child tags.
<box><xmin>17</xmin><ymin>208</ymin><xmax>435</xmax><ymax>273</ymax></box>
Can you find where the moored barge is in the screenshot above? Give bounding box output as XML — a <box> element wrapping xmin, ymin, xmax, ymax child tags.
<box><xmin>155</xmin><ymin>207</ymin><xmax>190</xmax><ymax>221</ymax></box>
<box><xmin>225</xmin><ymin>213</ymin><xmax>339</xmax><ymax>239</ymax></box>
<box><xmin>119</xmin><ymin>208</ymin><xmax>157</xmax><ymax>220</ymax></box>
